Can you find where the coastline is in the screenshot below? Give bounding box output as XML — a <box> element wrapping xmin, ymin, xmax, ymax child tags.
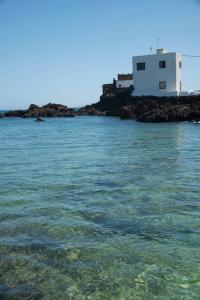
<box><xmin>2</xmin><ymin>94</ymin><xmax>200</xmax><ymax>123</ymax></box>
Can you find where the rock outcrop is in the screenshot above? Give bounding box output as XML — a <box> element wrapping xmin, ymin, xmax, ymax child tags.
<box><xmin>76</xmin><ymin>106</ymin><xmax>105</xmax><ymax>116</ymax></box>
<box><xmin>136</xmin><ymin>102</ymin><xmax>200</xmax><ymax>122</ymax></box>
<box><xmin>24</xmin><ymin>103</ymin><xmax>76</xmax><ymax>118</ymax></box>
<box><xmin>4</xmin><ymin>110</ymin><xmax>26</xmax><ymax>118</ymax></box>
<box><xmin>4</xmin><ymin>103</ymin><xmax>76</xmax><ymax>118</ymax></box>
<box><xmin>120</xmin><ymin>105</ymin><xmax>135</xmax><ymax>119</ymax></box>
<box><xmin>2</xmin><ymin>95</ymin><xmax>200</xmax><ymax>122</ymax></box>
<box><xmin>89</xmin><ymin>94</ymin><xmax>200</xmax><ymax>122</ymax></box>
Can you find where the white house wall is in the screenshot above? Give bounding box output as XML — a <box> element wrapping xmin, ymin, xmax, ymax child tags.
<box><xmin>116</xmin><ymin>80</ymin><xmax>133</xmax><ymax>88</ymax></box>
<box><xmin>176</xmin><ymin>53</ymin><xmax>182</xmax><ymax>92</ymax></box>
<box><xmin>132</xmin><ymin>52</ymin><xmax>182</xmax><ymax>96</ymax></box>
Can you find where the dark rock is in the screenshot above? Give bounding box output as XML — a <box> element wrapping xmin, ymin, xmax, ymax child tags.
<box><xmin>0</xmin><ymin>283</ymin><xmax>9</xmax><ymax>299</ymax></box>
<box><xmin>28</xmin><ymin>104</ymin><xmax>40</xmax><ymax>111</ymax></box>
<box><xmin>4</xmin><ymin>94</ymin><xmax>200</xmax><ymax>122</ymax></box>
<box><xmin>8</xmin><ymin>103</ymin><xmax>76</xmax><ymax>118</ymax></box>
<box><xmin>120</xmin><ymin>105</ymin><xmax>135</xmax><ymax>119</ymax></box>
<box><xmin>4</xmin><ymin>110</ymin><xmax>26</xmax><ymax>118</ymax></box>
<box><xmin>35</xmin><ymin>117</ymin><xmax>45</xmax><ymax>122</ymax></box>
<box><xmin>42</xmin><ymin>103</ymin><xmax>68</xmax><ymax>111</ymax></box>
<box><xmin>64</xmin><ymin>113</ymin><xmax>75</xmax><ymax>117</ymax></box>
<box><xmin>93</xmin><ymin>91</ymin><xmax>133</xmax><ymax>116</ymax></box>
<box><xmin>136</xmin><ymin>102</ymin><xmax>200</xmax><ymax>123</ymax></box>
<box><xmin>7</xmin><ymin>285</ymin><xmax>44</xmax><ymax>300</ymax></box>
<box><xmin>0</xmin><ymin>284</ymin><xmax>44</xmax><ymax>300</ymax></box>
<box><xmin>76</xmin><ymin>106</ymin><xmax>105</xmax><ymax>116</ymax></box>
<box><xmin>90</xmin><ymin>93</ymin><xmax>200</xmax><ymax>122</ymax></box>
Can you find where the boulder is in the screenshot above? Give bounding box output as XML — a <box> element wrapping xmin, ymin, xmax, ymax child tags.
<box><xmin>35</xmin><ymin>117</ymin><xmax>45</xmax><ymax>122</ymax></box>
<box><xmin>18</xmin><ymin>103</ymin><xmax>76</xmax><ymax>118</ymax></box>
<box><xmin>120</xmin><ymin>105</ymin><xmax>135</xmax><ymax>119</ymax></box>
<box><xmin>28</xmin><ymin>104</ymin><xmax>40</xmax><ymax>111</ymax></box>
<box><xmin>42</xmin><ymin>103</ymin><xmax>68</xmax><ymax>111</ymax></box>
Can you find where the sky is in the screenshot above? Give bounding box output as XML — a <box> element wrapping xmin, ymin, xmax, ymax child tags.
<box><xmin>0</xmin><ymin>0</ymin><xmax>200</xmax><ymax>109</ymax></box>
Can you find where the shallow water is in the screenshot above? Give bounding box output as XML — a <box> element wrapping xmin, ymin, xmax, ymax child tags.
<box><xmin>0</xmin><ymin>116</ymin><xmax>200</xmax><ymax>299</ymax></box>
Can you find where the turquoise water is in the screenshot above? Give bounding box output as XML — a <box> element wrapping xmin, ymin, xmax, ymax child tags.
<box><xmin>0</xmin><ymin>116</ymin><xmax>200</xmax><ymax>300</ymax></box>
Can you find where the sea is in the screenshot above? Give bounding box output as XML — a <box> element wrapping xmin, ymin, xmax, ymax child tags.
<box><xmin>0</xmin><ymin>116</ymin><xmax>200</xmax><ymax>300</ymax></box>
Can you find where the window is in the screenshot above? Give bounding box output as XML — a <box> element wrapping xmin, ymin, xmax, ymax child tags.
<box><xmin>179</xmin><ymin>61</ymin><xmax>182</xmax><ymax>69</ymax></box>
<box><xmin>159</xmin><ymin>81</ymin><xmax>166</xmax><ymax>89</ymax></box>
<box><xmin>159</xmin><ymin>61</ymin><xmax>166</xmax><ymax>68</ymax></box>
<box><xmin>137</xmin><ymin>62</ymin><xmax>145</xmax><ymax>71</ymax></box>
<box><xmin>180</xmin><ymin>81</ymin><xmax>182</xmax><ymax>91</ymax></box>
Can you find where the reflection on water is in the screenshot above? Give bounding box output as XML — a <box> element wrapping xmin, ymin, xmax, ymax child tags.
<box><xmin>0</xmin><ymin>117</ymin><xmax>200</xmax><ymax>299</ymax></box>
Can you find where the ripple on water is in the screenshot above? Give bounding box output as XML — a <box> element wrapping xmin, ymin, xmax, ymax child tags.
<box><xmin>0</xmin><ymin>117</ymin><xmax>200</xmax><ymax>299</ymax></box>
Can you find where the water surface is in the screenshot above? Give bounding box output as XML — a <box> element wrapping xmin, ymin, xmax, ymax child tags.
<box><xmin>0</xmin><ymin>117</ymin><xmax>200</xmax><ymax>299</ymax></box>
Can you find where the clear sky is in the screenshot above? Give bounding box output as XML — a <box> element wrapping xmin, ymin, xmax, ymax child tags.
<box><xmin>0</xmin><ymin>0</ymin><xmax>200</xmax><ymax>109</ymax></box>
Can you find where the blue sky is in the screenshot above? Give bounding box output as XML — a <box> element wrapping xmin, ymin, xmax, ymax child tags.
<box><xmin>0</xmin><ymin>0</ymin><xmax>200</xmax><ymax>109</ymax></box>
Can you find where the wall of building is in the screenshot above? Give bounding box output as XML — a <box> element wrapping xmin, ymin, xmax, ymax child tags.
<box><xmin>118</xmin><ymin>74</ymin><xmax>133</xmax><ymax>81</ymax></box>
<box><xmin>132</xmin><ymin>51</ymin><xmax>182</xmax><ymax>96</ymax></box>
<box><xmin>116</xmin><ymin>80</ymin><xmax>133</xmax><ymax>89</ymax></box>
<box><xmin>175</xmin><ymin>53</ymin><xmax>182</xmax><ymax>93</ymax></box>
<box><xmin>103</xmin><ymin>84</ymin><xmax>114</xmax><ymax>95</ymax></box>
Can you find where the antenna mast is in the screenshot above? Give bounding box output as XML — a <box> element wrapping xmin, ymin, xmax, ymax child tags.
<box><xmin>156</xmin><ymin>38</ymin><xmax>159</xmax><ymax>50</ymax></box>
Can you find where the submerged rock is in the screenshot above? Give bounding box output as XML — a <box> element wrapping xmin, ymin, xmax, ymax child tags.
<box><xmin>0</xmin><ymin>284</ymin><xmax>9</xmax><ymax>298</ymax></box>
<box><xmin>64</xmin><ymin>113</ymin><xmax>75</xmax><ymax>117</ymax></box>
<box><xmin>35</xmin><ymin>117</ymin><xmax>44</xmax><ymax>122</ymax></box>
<box><xmin>0</xmin><ymin>284</ymin><xmax>44</xmax><ymax>300</ymax></box>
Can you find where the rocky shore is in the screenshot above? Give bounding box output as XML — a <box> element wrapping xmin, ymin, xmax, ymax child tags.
<box><xmin>2</xmin><ymin>94</ymin><xmax>200</xmax><ymax>122</ymax></box>
<box><xmin>3</xmin><ymin>103</ymin><xmax>76</xmax><ymax>118</ymax></box>
<box><xmin>89</xmin><ymin>93</ymin><xmax>200</xmax><ymax>122</ymax></box>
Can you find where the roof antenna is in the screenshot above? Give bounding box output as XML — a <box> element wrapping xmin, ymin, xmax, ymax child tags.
<box><xmin>156</xmin><ymin>38</ymin><xmax>160</xmax><ymax>50</ymax></box>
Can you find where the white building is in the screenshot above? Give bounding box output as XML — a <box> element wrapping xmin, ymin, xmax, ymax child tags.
<box><xmin>132</xmin><ymin>49</ymin><xmax>183</xmax><ymax>97</ymax></box>
<box><xmin>115</xmin><ymin>74</ymin><xmax>133</xmax><ymax>89</ymax></box>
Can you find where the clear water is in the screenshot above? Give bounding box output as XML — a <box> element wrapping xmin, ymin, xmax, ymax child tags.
<box><xmin>0</xmin><ymin>116</ymin><xmax>200</xmax><ymax>300</ymax></box>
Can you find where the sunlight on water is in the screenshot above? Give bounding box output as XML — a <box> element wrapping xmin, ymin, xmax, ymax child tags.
<box><xmin>0</xmin><ymin>117</ymin><xmax>200</xmax><ymax>299</ymax></box>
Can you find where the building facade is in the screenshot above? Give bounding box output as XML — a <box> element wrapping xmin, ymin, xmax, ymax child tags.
<box><xmin>102</xmin><ymin>74</ymin><xmax>133</xmax><ymax>96</ymax></box>
<box><xmin>116</xmin><ymin>74</ymin><xmax>133</xmax><ymax>89</ymax></box>
<box><xmin>102</xmin><ymin>83</ymin><xmax>115</xmax><ymax>96</ymax></box>
<box><xmin>132</xmin><ymin>49</ymin><xmax>182</xmax><ymax>97</ymax></box>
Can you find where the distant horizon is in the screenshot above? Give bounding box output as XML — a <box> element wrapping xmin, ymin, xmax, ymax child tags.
<box><xmin>0</xmin><ymin>0</ymin><xmax>200</xmax><ymax>110</ymax></box>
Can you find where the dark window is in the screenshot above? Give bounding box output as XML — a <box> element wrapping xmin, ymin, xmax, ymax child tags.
<box><xmin>180</xmin><ymin>81</ymin><xmax>182</xmax><ymax>91</ymax></box>
<box><xmin>159</xmin><ymin>81</ymin><xmax>166</xmax><ymax>89</ymax></box>
<box><xmin>137</xmin><ymin>62</ymin><xmax>145</xmax><ymax>71</ymax></box>
<box><xmin>159</xmin><ymin>61</ymin><xmax>166</xmax><ymax>68</ymax></box>
<box><xmin>179</xmin><ymin>61</ymin><xmax>182</xmax><ymax>69</ymax></box>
